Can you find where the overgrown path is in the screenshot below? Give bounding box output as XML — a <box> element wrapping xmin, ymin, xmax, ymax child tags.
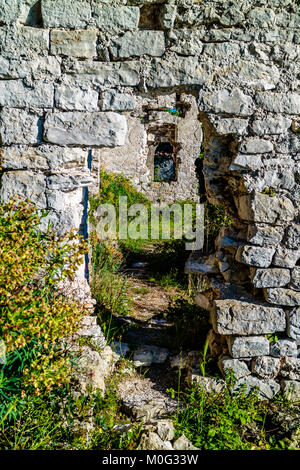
<box><xmin>92</xmin><ymin>239</ymin><xmax>209</xmax><ymax>418</ymax></box>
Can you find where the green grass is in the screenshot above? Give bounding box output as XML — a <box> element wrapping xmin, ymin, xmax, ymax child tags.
<box><xmin>131</xmin><ymin>287</ymin><xmax>151</xmax><ymax>295</ymax></box>
<box><xmin>171</xmin><ymin>379</ymin><xmax>299</xmax><ymax>450</ymax></box>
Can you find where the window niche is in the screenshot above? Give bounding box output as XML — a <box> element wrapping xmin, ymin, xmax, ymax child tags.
<box><xmin>154</xmin><ymin>142</ymin><xmax>176</xmax><ymax>182</ymax></box>
<box><xmin>147</xmin><ymin>123</ymin><xmax>179</xmax><ymax>183</ymax></box>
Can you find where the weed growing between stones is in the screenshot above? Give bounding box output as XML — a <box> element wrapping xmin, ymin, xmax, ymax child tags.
<box><xmin>171</xmin><ymin>378</ymin><xmax>299</xmax><ymax>450</ymax></box>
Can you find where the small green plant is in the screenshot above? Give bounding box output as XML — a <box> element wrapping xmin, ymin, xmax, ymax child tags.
<box><xmin>266</xmin><ymin>333</ymin><xmax>279</xmax><ymax>343</ymax></box>
<box><xmin>131</xmin><ymin>287</ymin><xmax>150</xmax><ymax>295</ymax></box>
<box><xmin>262</xmin><ymin>187</ymin><xmax>276</xmax><ymax>197</ymax></box>
<box><xmin>203</xmin><ymin>202</ymin><xmax>232</xmax><ymax>254</ymax></box>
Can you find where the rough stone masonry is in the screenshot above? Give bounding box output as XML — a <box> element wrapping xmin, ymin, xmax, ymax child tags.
<box><xmin>0</xmin><ymin>0</ymin><xmax>299</xmax><ymax>399</ymax></box>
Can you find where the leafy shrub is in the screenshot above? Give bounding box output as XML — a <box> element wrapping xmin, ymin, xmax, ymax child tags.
<box><xmin>0</xmin><ymin>198</ymin><xmax>87</xmax><ymax>396</ymax></box>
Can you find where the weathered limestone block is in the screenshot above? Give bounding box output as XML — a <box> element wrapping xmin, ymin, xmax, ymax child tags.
<box><xmin>111</xmin><ymin>31</ymin><xmax>165</xmax><ymax>58</ymax></box>
<box><xmin>160</xmin><ymin>4</ymin><xmax>177</xmax><ymax>29</ymax></box>
<box><xmin>250</xmin><ymin>268</ymin><xmax>290</xmax><ymax>288</ymax></box>
<box><xmin>252</xmin><ymin>356</ymin><xmax>281</xmax><ymax>379</ymax></box>
<box><xmin>39</xmin><ymin>208</ymin><xmax>84</xmax><ymax>236</ymax></box>
<box><xmin>0</xmin><ymin>108</ymin><xmax>42</xmax><ymax>145</ymax></box>
<box><xmin>0</xmin><ymin>171</ymin><xmax>46</xmax><ymax>208</ymax></box>
<box><xmin>0</xmin><ymin>26</ymin><xmax>49</xmax><ymax>58</ymax></box>
<box><xmin>148</xmin><ymin>420</ymin><xmax>174</xmax><ymax>442</ymax></box>
<box><xmin>201</xmin><ymin>88</ymin><xmax>254</xmax><ymax>116</ymax></box>
<box><xmin>287</xmin><ymin>307</ymin><xmax>300</xmax><ymax>341</ymax></box>
<box><xmin>55</xmin><ymin>84</ymin><xmax>99</xmax><ymax>111</ymax></box>
<box><xmin>247</xmin><ymin>225</ymin><xmax>283</xmax><ymax>247</ymax></box>
<box><xmin>173</xmin><ymin>435</ymin><xmax>198</xmax><ymax>451</ymax></box>
<box><xmin>290</xmin><ymin>268</ymin><xmax>300</xmax><ymax>291</ymax></box>
<box><xmin>101</xmin><ymin>90</ymin><xmax>136</xmax><ymax>111</ymax></box>
<box><xmin>51</xmin><ymin>30</ymin><xmax>97</xmax><ymax>59</ymax></box>
<box><xmin>240</xmin><ymin>138</ymin><xmax>273</xmax><ymax>154</ymax></box>
<box><xmin>284</xmin><ymin>224</ymin><xmax>300</xmax><ymax>250</ymax></box>
<box><xmin>204</xmin><ymin>42</ymin><xmax>240</xmax><ymax>60</ymax></box>
<box><xmin>44</xmin><ymin>111</ymin><xmax>127</xmax><ymax>146</ymax></box>
<box><xmin>0</xmin><ymin>0</ymin><xmax>22</xmax><ymax>24</ymax></box>
<box><xmin>1</xmin><ymin>145</ymin><xmax>88</xmax><ymax>171</ymax></box>
<box><xmin>168</xmin><ymin>30</ymin><xmax>203</xmax><ymax>56</ymax></box>
<box><xmin>264</xmin><ymin>288</ymin><xmax>300</xmax><ymax>306</ymax></box>
<box><xmin>273</xmin><ymin>247</ymin><xmax>300</xmax><ymax>269</ymax></box>
<box><xmin>218</xmin><ymin>357</ymin><xmax>251</xmax><ymax>380</ymax></box>
<box><xmin>280</xmin><ymin>358</ymin><xmax>300</xmax><ymax>381</ymax></box>
<box><xmin>42</xmin><ymin>0</ymin><xmax>92</xmax><ymax>28</ymax></box>
<box><xmin>46</xmin><ymin>172</ymin><xmax>95</xmax><ymax>192</ymax></box>
<box><xmin>0</xmin><ymin>56</ymin><xmax>61</xmax><ymax>80</ymax></box>
<box><xmin>235</xmin><ymin>245</ymin><xmax>275</xmax><ymax>267</ymax></box>
<box><xmin>275</xmin><ymin>136</ymin><xmax>300</xmax><ymax>154</ymax></box>
<box><xmin>0</xmin><ymin>80</ymin><xmax>53</xmax><ymax>108</ymax></box>
<box><xmin>251</xmin><ymin>117</ymin><xmax>292</xmax><ymax>135</ymax></box>
<box><xmin>75</xmin><ymin>345</ymin><xmax>117</xmax><ymax>397</ymax></box>
<box><xmin>46</xmin><ymin>189</ymin><xmax>83</xmax><ymax>212</ymax></box>
<box><xmin>139</xmin><ymin>432</ymin><xmax>173</xmax><ymax>451</ymax></box>
<box><xmin>227</xmin><ymin>336</ymin><xmax>270</xmax><ymax>359</ymax></box>
<box><xmin>212</xmin><ymin>118</ymin><xmax>248</xmax><ymax>136</ymax></box>
<box><xmin>212</xmin><ymin>299</ymin><xmax>286</xmax><ymax>336</ymax></box>
<box><xmin>247</xmin><ymin>7</ymin><xmax>276</xmax><ymax>27</ymax></box>
<box><xmin>270</xmin><ymin>339</ymin><xmax>297</xmax><ymax>358</ymax></box>
<box><xmin>147</xmin><ymin>56</ymin><xmax>214</xmax><ymax>88</ymax></box>
<box><xmin>233</xmin><ymin>375</ymin><xmax>280</xmax><ymax>400</ymax></box>
<box><xmin>256</xmin><ymin>92</ymin><xmax>300</xmax><ymax>114</ymax></box>
<box><xmin>224</xmin><ymin>61</ymin><xmax>280</xmax><ymax>91</ymax></box>
<box><xmin>188</xmin><ymin>374</ymin><xmax>226</xmax><ymax>393</ymax></box>
<box><xmin>230</xmin><ymin>154</ymin><xmax>263</xmax><ymax>171</ymax></box>
<box><xmin>63</xmin><ymin>60</ymin><xmax>141</xmax><ymax>87</ymax></box>
<box><xmin>93</xmin><ymin>6</ymin><xmax>140</xmax><ymax>32</ymax></box>
<box><xmin>281</xmin><ymin>379</ymin><xmax>300</xmax><ymax>401</ymax></box>
<box><xmin>236</xmin><ymin>194</ymin><xmax>295</xmax><ymax>224</ymax></box>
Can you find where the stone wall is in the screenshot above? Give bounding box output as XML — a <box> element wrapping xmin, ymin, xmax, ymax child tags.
<box><xmin>0</xmin><ymin>0</ymin><xmax>299</xmax><ymax>397</ymax></box>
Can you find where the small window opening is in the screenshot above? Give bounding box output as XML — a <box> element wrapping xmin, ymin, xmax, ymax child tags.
<box><xmin>154</xmin><ymin>142</ymin><xmax>176</xmax><ymax>182</ymax></box>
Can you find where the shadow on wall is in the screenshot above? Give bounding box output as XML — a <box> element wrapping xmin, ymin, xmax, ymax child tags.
<box><xmin>25</xmin><ymin>1</ymin><xmax>43</xmax><ymax>27</ymax></box>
